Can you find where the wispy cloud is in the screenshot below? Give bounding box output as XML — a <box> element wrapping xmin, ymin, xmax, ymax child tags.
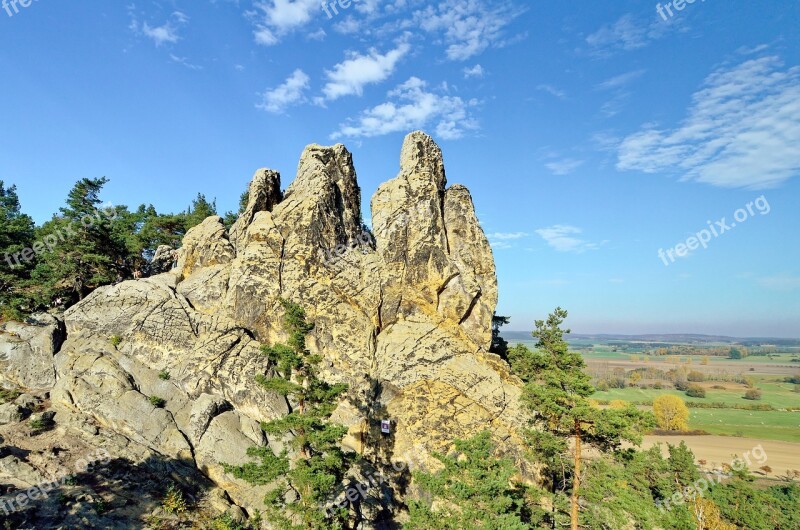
<box><xmin>536</xmin><ymin>84</ymin><xmax>566</xmax><ymax>99</ymax></box>
<box><xmin>596</xmin><ymin>69</ymin><xmax>645</xmax><ymax>90</ymax></box>
<box><xmin>545</xmin><ymin>158</ymin><xmax>584</xmax><ymax>175</ymax></box>
<box><xmin>463</xmin><ymin>64</ymin><xmax>485</xmax><ymax>78</ymax></box>
<box><xmin>135</xmin><ymin>11</ymin><xmax>188</xmax><ymax>47</ymax></box>
<box><xmin>757</xmin><ymin>274</ymin><xmax>800</xmax><ymax>290</ymax></box>
<box><xmin>169</xmin><ymin>54</ymin><xmax>202</xmax><ymax>70</ymax></box>
<box><xmin>617</xmin><ymin>55</ymin><xmax>800</xmax><ymax>188</ymax></box>
<box><xmin>536</xmin><ymin>225</ymin><xmax>605</xmax><ymax>253</ymax></box>
<box><xmin>257</xmin><ymin>69</ymin><xmax>310</xmax><ymax>114</ymax></box>
<box><xmin>412</xmin><ymin>0</ymin><xmax>523</xmax><ymax>61</ymax></box>
<box><xmin>487</xmin><ymin>232</ymin><xmax>528</xmax><ymax>240</ymax></box>
<box><xmin>487</xmin><ymin>232</ymin><xmax>528</xmax><ymax>250</ymax></box>
<box><xmin>586</xmin><ymin>14</ymin><xmax>669</xmax><ymax>56</ymax></box>
<box><xmin>332</xmin><ymin>77</ymin><xmax>479</xmax><ymax>140</ymax></box>
<box><xmin>322</xmin><ymin>43</ymin><xmax>410</xmax><ymax>100</ymax></box>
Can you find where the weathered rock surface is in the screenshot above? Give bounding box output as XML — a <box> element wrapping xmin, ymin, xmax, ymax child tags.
<box><xmin>150</xmin><ymin>244</ymin><xmax>176</xmax><ymax>274</ymax></box>
<box><xmin>0</xmin><ymin>131</ymin><xmax>523</xmax><ymax>527</ymax></box>
<box><xmin>0</xmin><ymin>313</ymin><xmax>64</xmax><ymax>390</ymax></box>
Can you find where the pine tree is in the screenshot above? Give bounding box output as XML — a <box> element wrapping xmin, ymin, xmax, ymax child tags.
<box><xmin>0</xmin><ymin>182</ymin><xmax>35</xmax><ymax>319</ymax></box>
<box><xmin>183</xmin><ymin>193</ymin><xmax>217</xmax><ymax>230</ymax></box>
<box><xmin>224</xmin><ymin>299</ymin><xmax>351</xmax><ymax>530</ymax></box>
<box><xmin>30</xmin><ymin>177</ymin><xmax>123</xmax><ymax>304</ymax></box>
<box><xmin>405</xmin><ymin>431</ymin><xmax>543</xmax><ymax>530</ymax></box>
<box><xmin>510</xmin><ymin>308</ymin><xmax>655</xmax><ymax>530</ymax></box>
<box><xmin>490</xmin><ymin>313</ymin><xmax>510</xmax><ymax>359</ymax></box>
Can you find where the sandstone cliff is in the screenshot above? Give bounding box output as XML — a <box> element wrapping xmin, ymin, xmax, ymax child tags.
<box><xmin>0</xmin><ymin>131</ymin><xmax>523</xmax><ymax>527</ymax></box>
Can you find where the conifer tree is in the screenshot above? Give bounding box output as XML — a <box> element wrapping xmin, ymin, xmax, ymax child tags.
<box><xmin>30</xmin><ymin>177</ymin><xmax>122</xmax><ymax>304</ymax></box>
<box><xmin>0</xmin><ymin>182</ymin><xmax>35</xmax><ymax>319</ymax></box>
<box><xmin>510</xmin><ymin>308</ymin><xmax>655</xmax><ymax>530</ymax></box>
<box><xmin>224</xmin><ymin>299</ymin><xmax>351</xmax><ymax>530</ymax></box>
<box><xmin>405</xmin><ymin>431</ymin><xmax>543</xmax><ymax>529</ymax></box>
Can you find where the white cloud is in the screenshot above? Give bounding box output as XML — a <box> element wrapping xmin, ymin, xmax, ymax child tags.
<box><xmin>257</xmin><ymin>69</ymin><xmax>310</xmax><ymax>114</ymax></box>
<box><xmin>463</xmin><ymin>64</ymin><xmax>484</xmax><ymax>78</ymax></box>
<box><xmin>757</xmin><ymin>274</ymin><xmax>800</xmax><ymax>290</ymax></box>
<box><xmin>252</xmin><ymin>0</ymin><xmax>318</xmax><ymax>46</ymax></box>
<box><xmin>307</xmin><ymin>28</ymin><xmax>327</xmax><ymax>41</ymax></box>
<box><xmin>413</xmin><ymin>0</ymin><xmax>522</xmax><ymax>61</ymax></box>
<box><xmin>536</xmin><ymin>84</ymin><xmax>566</xmax><ymax>99</ymax></box>
<box><xmin>617</xmin><ymin>56</ymin><xmax>800</xmax><ymax>188</ymax></box>
<box><xmin>487</xmin><ymin>232</ymin><xmax>528</xmax><ymax>240</ymax></box>
<box><xmin>586</xmin><ymin>14</ymin><xmax>669</xmax><ymax>56</ymax></box>
<box><xmin>169</xmin><ymin>54</ymin><xmax>202</xmax><ymax>70</ymax></box>
<box><xmin>140</xmin><ymin>12</ymin><xmax>187</xmax><ymax>46</ymax></box>
<box><xmin>333</xmin><ymin>16</ymin><xmax>362</xmax><ymax>35</ymax></box>
<box><xmin>322</xmin><ymin>43</ymin><xmax>410</xmax><ymax>100</ymax></box>
<box><xmin>545</xmin><ymin>158</ymin><xmax>584</xmax><ymax>175</ymax></box>
<box><xmin>535</xmin><ymin>225</ymin><xmax>603</xmax><ymax>253</ymax></box>
<box><xmin>596</xmin><ymin>69</ymin><xmax>645</xmax><ymax>90</ymax></box>
<box><xmin>332</xmin><ymin>77</ymin><xmax>479</xmax><ymax>140</ymax></box>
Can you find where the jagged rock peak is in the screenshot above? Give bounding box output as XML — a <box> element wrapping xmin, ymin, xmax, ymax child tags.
<box><xmin>244</xmin><ymin>169</ymin><xmax>283</xmax><ymax>215</ymax></box>
<box><xmin>280</xmin><ymin>142</ymin><xmax>363</xmax><ymax>246</ymax></box>
<box><xmin>400</xmin><ymin>130</ymin><xmax>447</xmax><ymax>191</ymax></box>
<box><xmin>229</xmin><ymin>169</ymin><xmax>282</xmax><ymax>251</ymax></box>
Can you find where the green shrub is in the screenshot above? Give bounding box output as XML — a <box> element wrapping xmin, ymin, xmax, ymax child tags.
<box><xmin>161</xmin><ymin>483</ymin><xmax>187</xmax><ymax>514</ymax></box>
<box><xmin>687</xmin><ymin>370</ymin><xmax>705</xmax><ymax>382</ymax></box>
<box><xmin>158</xmin><ymin>369</ymin><xmax>171</xmax><ymax>380</ymax></box>
<box><xmin>28</xmin><ymin>418</ymin><xmax>47</xmax><ymax>431</ymax></box>
<box><xmin>686</xmin><ymin>384</ymin><xmax>706</xmax><ymax>398</ymax></box>
<box><xmin>596</xmin><ymin>380</ymin><xmax>609</xmax><ymax>392</ymax></box>
<box><xmin>149</xmin><ymin>396</ymin><xmax>166</xmax><ymax>408</ymax></box>
<box><xmin>110</xmin><ymin>335</ymin><xmax>123</xmax><ymax>347</ymax></box>
<box><xmin>210</xmin><ymin>513</ymin><xmax>247</xmax><ymax>530</ymax></box>
<box><xmin>0</xmin><ymin>388</ymin><xmax>21</xmax><ymax>404</ymax></box>
<box><xmin>743</xmin><ymin>389</ymin><xmax>762</xmax><ymax>400</ymax></box>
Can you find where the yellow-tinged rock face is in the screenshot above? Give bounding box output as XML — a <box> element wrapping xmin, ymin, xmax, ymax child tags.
<box><xmin>49</xmin><ymin>131</ymin><xmax>523</xmax><ymax>518</ymax></box>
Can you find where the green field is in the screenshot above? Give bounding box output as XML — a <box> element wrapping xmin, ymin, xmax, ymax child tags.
<box><xmin>595</xmin><ymin>385</ymin><xmax>800</xmax><ymax>442</ymax></box>
<box><xmin>598</xmin><ymin>382</ymin><xmax>800</xmax><ymax>410</ymax></box>
<box><xmin>688</xmin><ymin>408</ymin><xmax>800</xmax><ymax>443</ymax></box>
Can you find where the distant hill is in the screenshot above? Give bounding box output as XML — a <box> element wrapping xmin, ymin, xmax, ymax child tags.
<box><xmin>500</xmin><ymin>331</ymin><xmax>800</xmax><ymax>347</ymax></box>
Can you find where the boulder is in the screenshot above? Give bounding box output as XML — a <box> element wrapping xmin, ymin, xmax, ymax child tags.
<box><xmin>0</xmin><ymin>313</ymin><xmax>64</xmax><ymax>390</ymax></box>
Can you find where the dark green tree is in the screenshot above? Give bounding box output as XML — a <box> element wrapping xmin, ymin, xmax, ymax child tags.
<box><xmin>0</xmin><ymin>182</ymin><xmax>36</xmax><ymax>319</ymax></box>
<box><xmin>510</xmin><ymin>308</ymin><xmax>655</xmax><ymax>530</ymax></box>
<box><xmin>183</xmin><ymin>193</ymin><xmax>217</xmax><ymax>230</ymax></box>
<box><xmin>30</xmin><ymin>177</ymin><xmax>124</xmax><ymax>305</ymax></box>
<box><xmin>490</xmin><ymin>313</ymin><xmax>510</xmax><ymax>359</ymax></box>
<box><xmin>224</xmin><ymin>299</ymin><xmax>351</xmax><ymax>530</ymax></box>
<box><xmin>405</xmin><ymin>431</ymin><xmax>544</xmax><ymax>530</ymax></box>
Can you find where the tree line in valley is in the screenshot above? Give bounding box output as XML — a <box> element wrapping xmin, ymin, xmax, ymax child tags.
<box><xmin>0</xmin><ymin>178</ymin><xmax>247</xmax><ymax>320</ymax></box>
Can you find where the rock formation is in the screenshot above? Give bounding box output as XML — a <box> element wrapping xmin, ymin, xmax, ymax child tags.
<box><xmin>0</xmin><ymin>131</ymin><xmax>524</xmax><ymax>527</ymax></box>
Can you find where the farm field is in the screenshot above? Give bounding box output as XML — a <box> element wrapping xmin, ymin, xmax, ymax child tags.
<box><xmin>642</xmin><ymin>436</ymin><xmax>800</xmax><ymax>478</ymax></box>
<box><xmin>509</xmin><ymin>336</ymin><xmax>800</xmax><ymax>444</ymax></box>
<box><xmin>688</xmin><ymin>408</ymin><xmax>800</xmax><ymax>443</ymax></box>
<box><xmin>597</xmin><ymin>381</ymin><xmax>800</xmax><ymax>410</ymax></box>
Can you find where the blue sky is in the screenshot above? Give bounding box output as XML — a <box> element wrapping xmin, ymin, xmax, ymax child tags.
<box><xmin>1</xmin><ymin>0</ymin><xmax>799</xmax><ymax>337</ymax></box>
